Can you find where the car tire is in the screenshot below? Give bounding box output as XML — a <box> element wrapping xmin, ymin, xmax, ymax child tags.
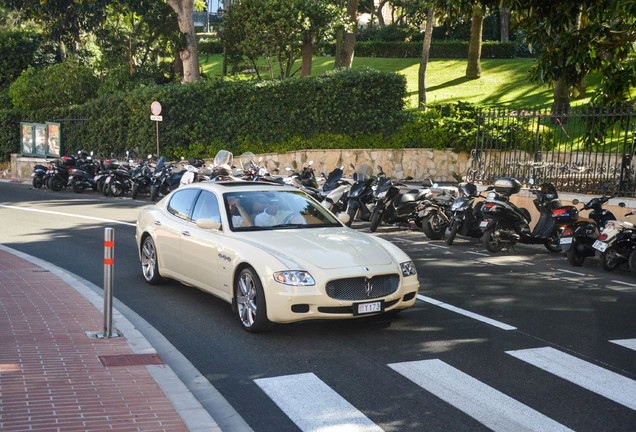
<box><xmin>140</xmin><ymin>236</ymin><xmax>165</xmax><ymax>285</ymax></box>
<box><xmin>235</xmin><ymin>267</ymin><xmax>270</xmax><ymax>333</ymax></box>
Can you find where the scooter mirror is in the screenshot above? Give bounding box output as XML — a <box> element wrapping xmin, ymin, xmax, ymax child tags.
<box><xmin>529</xmin><ymin>178</ymin><xmax>535</xmax><ymax>185</ymax></box>
<box><xmin>405</xmin><ymin>176</ymin><xmax>413</xmax><ymax>181</ymax></box>
<box><xmin>422</xmin><ymin>179</ymin><xmax>433</xmax><ymax>188</ymax></box>
<box><xmin>285</xmin><ymin>167</ymin><xmax>292</xmax><ymax>172</ymax></box>
<box><xmin>258</xmin><ymin>157</ymin><xmax>263</xmax><ymax>162</ymax></box>
<box><xmin>619</xmin><ymin>202</ymin><xmax>626</xmax><ymax>207</ymax></box>
<box><xmin>308</xmin><ymin>160</ymin><xmax>314</xmax><ymax>166</ymax></box>
<box><xmin>572</xmin><ymin>199</ymin><xmax>580</xmax><ymax>205</ymax></box>
<box><xmin>350</xmin><ymin>163</ymin><xmax>355</xmax><ymax>170</ymax></box>
<box><xmin>147</xmin><ymin>154</ymin><xmax>152</xmax><ymax>159</ymax></box>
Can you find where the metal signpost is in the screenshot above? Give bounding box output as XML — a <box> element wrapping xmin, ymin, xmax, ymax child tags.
<box><xmin>151</xmin><ymin>101</ymin><xmax>162</xmax><ymax>156</ymax></box>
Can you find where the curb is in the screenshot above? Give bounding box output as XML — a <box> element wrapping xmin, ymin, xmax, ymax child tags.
<box><xmin>0</xmin><ymin>244</ymin><xmax>253</xmax><ymax>432</ymax></box>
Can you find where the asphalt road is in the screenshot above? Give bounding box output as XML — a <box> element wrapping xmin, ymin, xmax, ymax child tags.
<box><xmin>1</xmin><ymin>182</ymin><xmax>635</xmax><ymax>432</ymax></box>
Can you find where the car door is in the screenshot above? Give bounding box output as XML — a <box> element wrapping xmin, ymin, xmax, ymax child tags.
<box><xmin>154</xmin><ymin>188</ymin><xmax>201</xmax><ymax>276</ymax></box>
<box><xmin>179</xmin><ymin>190</ymin><xmax>227</xmax><ymax>300</ymax></box>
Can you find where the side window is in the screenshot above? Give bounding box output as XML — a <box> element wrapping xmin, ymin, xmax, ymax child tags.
<box><xmin>191</xmin><ymin>191</ymin><xmax>221</xmax><ymax>224</ymax></box>
<box><xmin>167</xmin><ymin>189</ymin><xmax>200</xmax><ymax>221</ymax></box>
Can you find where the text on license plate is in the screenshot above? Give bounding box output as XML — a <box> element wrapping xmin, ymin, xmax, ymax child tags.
<box><xmin>593</xmin><ymin>240</ymin><xmax>608</xmax><ymax>252</ymax></box>
<box><xmin>479</xmin><ymin>220</ymin><xmax>489</xmax><ymax>228</ymax></box>
<box><xmin>357</xmin><ymin>301</ymin><xmax>382</xmax><ymax>315</ymax></box>
<box><xmin>560</xmin><ymin>237</ymin><xmax>573</xmax><ymax>244</ymax></box>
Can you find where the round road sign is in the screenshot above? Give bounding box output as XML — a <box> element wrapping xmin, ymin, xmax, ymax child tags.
<box><xmin>151</xmin><ymin>101</ymin><xmax>162</xmax><ymax>116</ymax></box>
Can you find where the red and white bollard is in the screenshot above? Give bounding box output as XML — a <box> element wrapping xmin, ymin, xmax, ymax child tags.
<box><xmin>103</xmin><ymin>227</ymin><xmax>114</xmax><ymax>338</ymax></box>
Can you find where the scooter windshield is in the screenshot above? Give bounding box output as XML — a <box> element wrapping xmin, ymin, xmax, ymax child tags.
<box><xmin>154</xmin><ymin>156</ymin><xmax>166</xmax><ymax>173</ymax></box>
<box><xmin>239</xmin><ymin>152</ymin><xmax>256</xmax><ymax>170</ymax></box>
<box><xmin>357</xmin><ymin>163</ymin><xmax>373</xmax><ymax>181</ymax></box>
<box><xmin>323</xmin><ymin>168</ymin><xmax>343</xmax><ymax>190</ymax></box>
<box><xmin>214</xmin><ymin>150</ymin><xmax>234</xmax><ymax>168</ymax></box>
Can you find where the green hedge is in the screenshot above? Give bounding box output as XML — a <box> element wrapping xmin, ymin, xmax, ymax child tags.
<box><xmin>0</xmin><ymin>67</ymin><xmax>407</xmax><ymax>161</ymax></box>
<box><xmin>319</xmin><ymin>40</ymin><xmax>523</xmax><ymax>59</ymax></box>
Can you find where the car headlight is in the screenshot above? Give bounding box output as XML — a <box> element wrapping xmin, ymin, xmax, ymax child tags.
<box><xmin>273</xmin><ymin>271</ymin><xmax>315</xmax><ymax>286</ymax></box>
<box><xmin>400</xmin><ymin>261</ymin><xmax>417</xmax><ymax>277</ymax></box>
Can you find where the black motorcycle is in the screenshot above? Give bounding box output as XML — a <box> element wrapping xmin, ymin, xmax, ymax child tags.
<box><xmin>31</xmin><ymin>163</ymin><xmax>49</xmax><ymax>189</ymax></box>
<box><xmin>480</xmin><ymin>178</ymin><xmax>562</xmax><ymax>253</ymax></box>
<box><xmin>67</xmin><ymin>151</ymin><xmax>100</xmax><ymax>193</ymax></box>
<box><xmin>344</xmin><ymin>163</ymin><xmax>377</xmax><ymax>227</ymax></box>
<box><xmin>446</xmin><ymin>180</ymin><xmax>486</xmax><ymax>245</ymax></box>
<box><xmin>44</xmin><ymin>155</ymin><xmax>76</xmax><ymax>191</ymax></box>
<box><xmin>419</xmin><ymin>181</ymin><xmax>457</xmax><ymax>240</ymax></box>
<box><xmin>103</xmin><ymin>159</ymin><xmax>133</xmax><ymax>197</ymax></box>
<box><xmin>131</xmin><ymin>156</ymin><xmax>156</xmax><ymax>199</ymax></box>
<box><xmin>552</xmin><ymin>196</ymin><xmax>617</xmax><ymax>266</ymax></box>
<box><xmin>368</xmin><ymin>170</ymin><xmax>422</xmax><ymax>233</ymax></box>
<box><xmin>150</xmin><ymin>156</ymin><xmax>185</xmax><ymax>201</ymax></box>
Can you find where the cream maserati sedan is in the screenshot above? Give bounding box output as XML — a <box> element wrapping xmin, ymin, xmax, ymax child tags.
<box><xmin>135</xmin><ymin>181</ymin><xmax>420</xmax><ymax>332</ymax></box>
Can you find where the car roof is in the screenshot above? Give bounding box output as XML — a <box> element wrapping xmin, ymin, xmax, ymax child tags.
<box><xmin>181</xmin><ymin>181</ymin><xmax>295</xmax><ymax>194</ymax></box>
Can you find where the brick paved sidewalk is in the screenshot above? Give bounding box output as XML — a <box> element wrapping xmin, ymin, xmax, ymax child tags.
<box><xmin>0</xmin><ymin>248</ymin><xmax>212</xmax><ymax>432</ymax></box>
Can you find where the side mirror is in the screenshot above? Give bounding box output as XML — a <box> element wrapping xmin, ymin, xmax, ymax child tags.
<box><xmin>147</xmin><ymin>154</ymin><xmax>152</xmax><ymax>159</ymax></box>
<box><xmin>197</xmin><ymin>218</ymin><xmax>222</xmax><ymax>230</ymax></box>
<box><xmin>377</xmin><ymin>165</ymin><xmax>383</xmax><ymax>172</ymax></box>
<box><xmin>308</xmin><ymin>160</ymin><xmax>314</xmax><ymax>166</ymax></box>
<box><xmin>572</xmin><ymin>199</ymin><xmax>580</xmax><ymax>205</ymax></box>
<box><xmin>529</xmin><ymin>178</ymin><xmax>535</xmax><ymax>185</ymax></box>
<box><xmin>422</xmin><ymin>179</ymin><xmax>433</xmax><ymax>187</ymax></box>
<box><xmin>337</xmin><ymin>213</ymin><xmax>351</xmax><ymax>224</ymax></box>
<box><xmin>619</xmin><ymin>202</ymin><xmax>626</xmax><ymax>207</ymax></box>
<box><xmin>285</xmin><ymin>167</ymin><xmax>292</xmax><ymax>172</ymax></box>
<box><xmin>350</xmin><ymin>163</ymin><xmax>355</xmax><ymax>170</ymax></box>
<box><xmin>405</xmin><ymin>176</ymin><xmax>413</xmax><ymax>181</ymax></box>
<box><xmin>258</xmin><ymin>157</ymin><xmax>263</xmax><ymax>162</ymax></box>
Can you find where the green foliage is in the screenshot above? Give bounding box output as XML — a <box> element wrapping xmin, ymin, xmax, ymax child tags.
<box><xmin>9</xmin><ymin>57</ymin><xmax>99</xmax><ymax>109</ymax></box>
<box><xmin>0</xmin><ymin>30</ymin><xmax>57</xmax><ymax>89</ymax></box>
<box><xmin>320</xmin><ymin>40</ymin><xmax>523</xmax><ymax>59</ymax></box>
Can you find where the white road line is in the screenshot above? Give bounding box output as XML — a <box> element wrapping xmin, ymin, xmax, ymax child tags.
<box><xmin>467</xmin><ymin>251</ymin><xmax>489</xmax><ymax>256</ymax></box>
<box><xmin>417</xmin><ymin>295</ymin><xmax>516</xmax><ymax>330</ymax></box>
<box><xmin>610</xmin><ymin>280</ymin><xmax>636</xmax><ymax>287</ymax></box>
<box><xmin>506</xmin><ymin>346</ymin><xmax>636</xmax><ymax>410</ymax></box>
<box><xmin>557</xmin><ymin>268</ymin><xmax>586</xmax><ymax>276</ymax></box>
<box><xmin>254</xmin><ymin>373</ymin><xmax>383</xmax><ymax>432</ymax></box>
<box><xmin>610</xmin><ymin>338</ymin><xmax>636</xmax><ymax>352</ymax></box>
<box><xmin>389</xmin><ymin>359</ymin><xmax>573</xmax><ymax>432</ymax></box>
<box><xmin>0</xmin><ymin>204</ymin><xmax>136</xmax><ymax>227</ymax></box>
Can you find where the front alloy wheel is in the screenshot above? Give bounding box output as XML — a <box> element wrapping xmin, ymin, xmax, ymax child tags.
<box><xmin>235</xmin><ymin>267</ymin><xmax>270</xmax><ymax>333</ymax></box>
<box><xmin>140</xmin><ymin>236</ymin><xmax>164</xmax><ymax>284</ymax></box>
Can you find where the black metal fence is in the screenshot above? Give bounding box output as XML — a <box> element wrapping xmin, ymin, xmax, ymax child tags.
<box><xmin>468</xmin><ymin>106</ymin><xmax>636</xmax><ymax>196</ymax></box>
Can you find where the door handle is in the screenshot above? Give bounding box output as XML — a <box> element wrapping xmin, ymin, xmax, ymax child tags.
<box><xmin>154</xmin><ymin>220</ymin><xmax>161</xmax><ymax>225</ymax></box>
<box><xmin>182</xmin><ymin>231</ymin><xmax>191</xmax><ymax>236</ymax></box>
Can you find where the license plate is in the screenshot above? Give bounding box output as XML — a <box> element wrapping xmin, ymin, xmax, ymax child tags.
<box><xmin>593</xmin><ymin>240</ymin><xmax>608</xmax><ymax>252</ymax></box>
<box><xmin>355</xmin><ymin>301</ymin><xmax>383</xmax><ymax>315</ymax></box>
<box><xmin>479</xmin><ymin>220</ymin><xmax>488</xmax><ymax>228</ymax></box>
<box><xmin>105</xmin><ymin>176</ymin><xmax>112</xmax><ymax>184</ymax></box>
<box><xmin>560</xmin><ymin>237</ymin><xmax>573</xmax><ymax>245</ymax></box>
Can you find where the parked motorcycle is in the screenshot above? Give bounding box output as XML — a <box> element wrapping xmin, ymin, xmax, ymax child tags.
<box><xmin>131</xmin><ymin>155</ymin><xmax>156</xmax><ymax>199</ymax></box>
<box><xmin>553</xmin><ymin>196</ymin><xmax>618</xmax><ymax>266</ymax></box>
<box><xmin>368</xmin><ymin>168</ymin><xmax>423</xmax><ymax>233</ymax></box>
<box><xmin>480</xmin><ymin>178</ymin><xmax>562</xmax><ymax>253</ymax></box>
<box><xmin>419</xmin><ymin>180</ymin><xmax>457</xmax><ymax>240</ymax></box>
<box><xmin>445</xmin><ymin>179</ymin><xmax>486</xmax><ymax>245</ymax></box>
<box><xmin>319</xmin><ymin>165</ymin><xmax>353</xmax><ymax>214</ymax></box>
<box><xmin>150</xmin><ymin>156</ymin><xmax>186</xmax><ymax>201</ymax></box>
<box><xmin>344</xmin><ymin>163</ymin><xmax>377</xmax><ymax>227</ymax></box>
<box><xmin>44</xmin><ymin>155</ymin><xmax>76</xmax><ymax>191</ymax></box>
<box><xmin>31</xmin><ymin>163</ymin><xmax>49</xmax><ymax>189</ymax></box>
<box><xmin>67</xmin><ymin>151</ymin><xmax>100</xmax><ymax>193</ymax></box>
<box><xmin>103</xmin><ymin>157</ymin><xmax>134</xmax><ymax>197</ymax></box>
<box><xmin>593</xmin><ymin>207</ymin><xmax>636</xmax><ymax>271</ymax></box>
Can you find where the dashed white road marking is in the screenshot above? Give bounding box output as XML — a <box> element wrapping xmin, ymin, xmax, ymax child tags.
<box><xmin>417</xmin><ymin>295</ymin><xmax>516</xmax><ymax>330</ymax></box>
<box><xmin>610</xmin><ymin>338</ymin><xmax>636</xmax><ymax>352</ymax></box>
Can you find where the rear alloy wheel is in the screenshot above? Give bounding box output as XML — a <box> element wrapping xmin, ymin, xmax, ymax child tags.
<box><xmin>482</xmin><ymin>226</ymin><xmax>505</xmax><ymax>252</ymax></box>
<box><xmin>109</xmin><ymin>180</ymin><xmax>124</xmax><ymax>197</ymax></box>
<box><xmin>235</xmin><ymin>267</ymin><xmax>270</xmax><ymax>333</ymax></box>
<box><xmin>47</xmin><ymin>176</ymin><xmax>63</xmax><ymax>191</ymax></box>
<box><xmin>422</xmin><ymin>213</ymin><xmax>446</xmax><ymax>240</ymax></box>
<box><xmin>140</xmin><ymin>236</ymin><xmax>164</xmax><ymax>285</ymax></box>
<box><xmin>544</xmin><ymin>231</ymin><xmax>562</xmax><ymax>253</ymax></box>
<box><xmin>599</xmin><ymin>246</ymin><xmax>621</xmax><ymax>271</ymax></box>
<box><xmin>32</xmin><ymin>177</ymin><xmax>43</xmax><ymax>189</ymax></box>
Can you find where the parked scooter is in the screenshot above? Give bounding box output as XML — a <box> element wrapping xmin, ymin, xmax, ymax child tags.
<box><xmin>480</xmin><ymin>178</ymin><xmax>562</xmax><ymax>253</ymax></box>
<box><xmin>368</xmin><ymin>167</ymin><xmax>423</xmax><ymax>233</ymax></box>
<box><xmin>103</xmin><ymin>154</ymin><xmax>134</xmax><ymax>197</ymax></box>
<box><xmin>344</xmin><ymin>163</ymin><xmax>377</xmax><ymax>227</ymax></box>
<box><xmin>445</xmin><ymin>177</ymin><xmax>486</xmax><ymax>245</ymax></box>
<box><xmin>593</xmin><ymin>207</ymin><xmax>636</xmax><ymax>271</ymax></box>
<box><xmin>150</xmin><ymin>156</ymin><xmax>186</xmax><ymax>201</ymax></box>
<box><xmin>553</xmin><ymin>196</ymin><xmax>617</xmax><ymax>266</ymax></box>
<box><xmin>31</xmin><ymin>163</ymin><xmax>49</xmax><ymax>189</ymax></box>
<box><xmin>319</xmin><ymin>165</ymin><xmax>353</xmax><ymax>214</ymax></box>
<box><xmin>419</xmin><ymin>180</ymin><xmax>457</xmax><ymax>240</ymax></box>
<box><xmin>131</xmin><ymin>155</ymin><xmax>156</xmax><ymax>199</ymax></box>
<box><xmin>44</xmin><ymin>155</ymin><xmax>76</xmax><ymax>191</ymax></box>
<box><xmin>67</xmin><ymin>151</ymin><xmax>100</xmax><ymax>193</ymax></box>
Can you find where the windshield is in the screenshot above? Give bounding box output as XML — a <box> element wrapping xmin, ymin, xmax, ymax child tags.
<box><xmin>154</xmin><ymin>156</ymin><xmax>166</xmax><ymax>173</ymax></box>
<box><xmin>214</xmin><ymin>150</ymin><xmax>233</xmax><ymax>168</ymax></box>
<box><xmin>239</xmin><ymin>152</ymin><xmax>256</xmax><ymax>170</ymax></box>
<box><xmin>224</xmin><ymin>190</ymin><xmax>341</xmax><ymax>231</ymax></box>
<box><xmin>356</xmin><ymin>163</ymin><xmax>373</xmax><ymax>181</ymax></box>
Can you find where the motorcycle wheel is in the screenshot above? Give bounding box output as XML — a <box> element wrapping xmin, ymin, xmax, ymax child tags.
<box><xmin>345</xmin><ymin>206</ymin><xmax>356</xmax><ymax>227</ymax></box>
<box><xmin>72</xmin><ymin>181</ymin><xmax>84</xmax><ymax>193</ymax></box>
<box><xmin>482</xmin><ymin>226</ymin><xmax>505</xmax><ymax>252</ymax></box>
<box><xmin>110</xmin><ymin>181</ymin><xmax>124</xmax><ymax>197</ymax></box>
<box><xmin>599</xmin><ymin>246</ymin><xmax>622</xmax><ymax>271</ymax></box>
<box><xmin>131</xmin><ymin>183</ymin><xmax>140</xmax><ymax>200</ymax></box>
<box><xmin>422</xmin><ymin>214</ymin><xmax>446</xmax><ymax>240</ymax></box>
<box><xmin>369</xmin><ymin>209</ymin><xmax>383</xmax><ymax>233</ymax></box>
<box><xmin>150</xmin><ymin>186</ymin><xmax>160</xmax><ymax>202</ymax></box>
<box><xmin>32</xmin><ymin>177</ymin><xmax>43</xmax><ymax>189</ymax></box>
<box><xmin>629</xmin><ymin>249</ymin><xmax>636</xmax><ymax>274</ymax></box>
<box><xmin>544</xmin><ymin>232</ymin><xmax>562</xmax><ymax>253</ymax></box>
<box><xmin>566</xmin><ymin>246</ymin><xmax>585</xmax><ymax>267</ymax></box>
<box><xmin>103</xmin><ymin>182</ymin><xmax>110</xmax><ymax>196</ymax></box>
<box><xmin>96</xmin><ymin>178</ymin><xmax>105</xmax><ymax>193</ymax></box>
<box><xmin>446</xmin><ymin>221</ymin><xmax>459</xmax><ymax>245</ymax></box>
<box><xmin>47</xmin><ymin>176</ymin><xmax>63</xmax><ymax>192</ymax></box>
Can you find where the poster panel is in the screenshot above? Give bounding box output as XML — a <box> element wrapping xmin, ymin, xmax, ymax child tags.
<box><xmin>21</xmin><ymin>123</ymin><xmax>34</xmax><ymax>155</ymax></box>
<box><xmin>46</xmin><ymin>123</ymin><xmax>61</xmax><ymax>157</ymax></box>
<box><xmin>34</xmin><ymin>124</ymin><xmax>46</xmax><ymax>156</ymax></box>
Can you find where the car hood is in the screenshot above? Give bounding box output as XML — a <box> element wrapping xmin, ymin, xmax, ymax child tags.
<box><xmin>235</xmin><ymin>227</ymin><xmax>394</xmax><ymax>270</ymax></box>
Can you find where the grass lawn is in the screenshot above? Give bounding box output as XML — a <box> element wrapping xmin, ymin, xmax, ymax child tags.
<box><xmin>199</xmin><ymin>54</ymin><xmax>601</xmax><ymax>110</ymax></box>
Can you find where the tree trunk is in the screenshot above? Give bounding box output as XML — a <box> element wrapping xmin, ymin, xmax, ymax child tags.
<box><xmin>552</xmin><ymin>76</ymin><xmax>571</xmax><ymax>116</ymax></box>
<box><xmin>301</xmin><ymin>31</ymin><xmax>314</xmax><ymax>77</ymax></box>
<box><xmin>334</xmin><ymin>0</ymin><xmax>343</xmax><ymax>68</ymax></box>
<box><xmin>167</xmin><ymin>0</ymin><xmax>200</xmax><ymax>83</ymax></box>
<box><xmin>418</xmin><ymin>8</ymin><xmax>435</xmax><ymax>110</ymax></box>
<box><xmin>500</xmin><ymin>7</ymin><xmax>510</xmax><ymax>42</ymax></box>
<box><xmin>337</xmin><ymin>0</ymin><xmax>358</xmax><ymax>69</ymax></box>
<box><xmin>466</xmin><ymin>4</ymin><xmax>483</xmax><ymax>80</ymax></box>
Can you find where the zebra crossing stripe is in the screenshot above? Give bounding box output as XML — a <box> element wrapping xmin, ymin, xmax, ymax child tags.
<box><xmin>610</xmin><ymin>338</ymin><xmax>636</xmax><ymax>352</ymax></box>
<box><xmin>506</xmin><ymin>346</ymin><xmax>636</xmax><ymax>410</ymax></box>
<box><xmin>254</xmin><ymin>373</ymin><xmax>384</xmax><ymax>432</ymax></box>
<box><xmin>389</xmin><ymin>359</ymin><xmax>573</xmax><ymax>432</ymax></box>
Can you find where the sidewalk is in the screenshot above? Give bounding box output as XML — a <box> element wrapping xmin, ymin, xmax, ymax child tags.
<box><xmin>0</xmin><ymin>247</ymin><xmax>221</xmax><ymax>432</ymax></box>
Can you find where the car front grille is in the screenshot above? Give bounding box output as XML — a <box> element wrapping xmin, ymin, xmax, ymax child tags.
<box><xmin>325</xmin><ymin>274</ymin><xmax>400</xmax><ymax>300</ymax></box>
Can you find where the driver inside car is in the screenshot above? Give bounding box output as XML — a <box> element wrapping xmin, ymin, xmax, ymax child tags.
<box><xmin>254</xmin><ymin>197</ymin><xmax>304</xmax><ymax>227</ymax></box>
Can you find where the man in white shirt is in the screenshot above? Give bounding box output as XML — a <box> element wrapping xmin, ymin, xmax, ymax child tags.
<box><xmin>254</xmin><ymin>198</ymin><xmax>303</xmax><ymax>226</ymax></box>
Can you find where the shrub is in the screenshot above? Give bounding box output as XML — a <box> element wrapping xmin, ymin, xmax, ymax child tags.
<box><xmin>9</xmin><ymin>57</ymin><xmax>99</xmax><ymax>110</ymax></box>
<box><xmin>0</xmin><ymin>30</ymin><xmax>57</xmax><ymax>90</ymax></box>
